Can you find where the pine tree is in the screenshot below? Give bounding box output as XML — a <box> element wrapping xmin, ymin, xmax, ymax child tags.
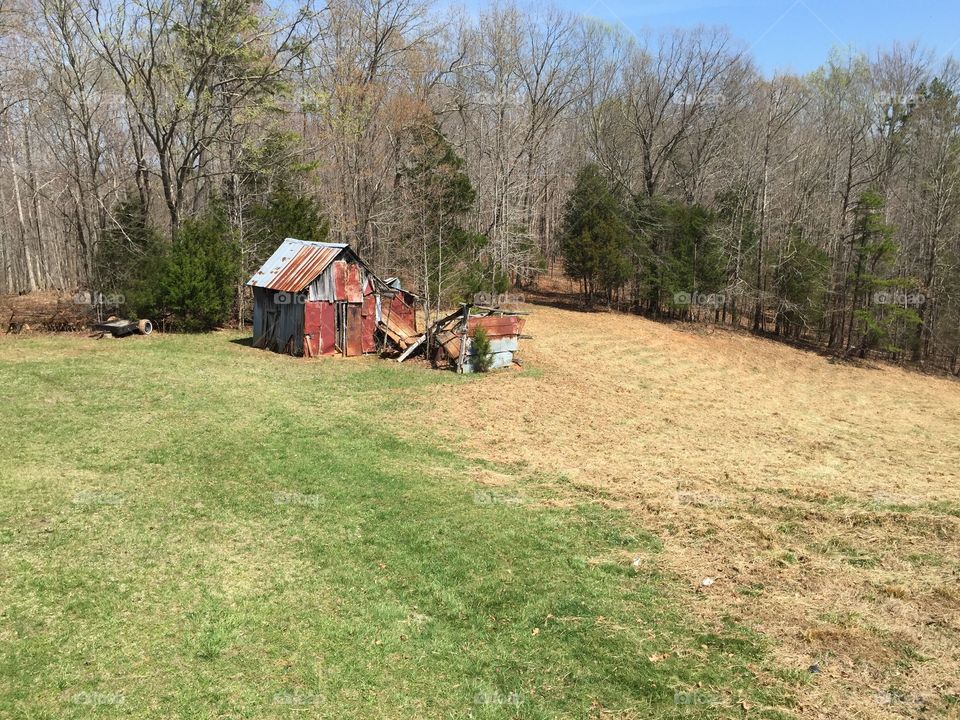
<box><xmin>558</xmin><ymin>165</ymin><xmax>631</xmax><ymax>307</ymax></box>
<box><xmin>847</xmin><ymin>188</ymin><xmax>918</xmax><ymax>355</ymax></box>
<box><xmin>248</xmin><ymin>184</ymin><xmax>329</xmax><ymax>251</ymax></box>
<box><xmin>632</xmin><ymin>198</ymin><xmax>725</xmax><ymax>318</ymax></box>
<box><xmin>124</xmin><ymin>206</ymin><xmax>240</xmax><ymax>331</ymax></box>
<box><xmin>159</xmin><ymin>209</ymin><xmax>241</xmax><ymax>331</ymax></box>
<box><xmin>399</xmin><ymin>125</ymin><xmax>491</xmax><ymax>307</ymax></box>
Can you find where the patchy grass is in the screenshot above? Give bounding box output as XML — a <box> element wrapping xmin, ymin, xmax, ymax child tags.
<box><xmin>0</xmin><ymin>332</ymin><xmax>790</xmax><ymax>719</ymax></box>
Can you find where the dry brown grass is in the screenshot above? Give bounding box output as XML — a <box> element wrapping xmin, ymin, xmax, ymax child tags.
<box><xmin>413</xmin><ymin>285</ymin><xmax>960</xmax><ymax>719</ymax></box>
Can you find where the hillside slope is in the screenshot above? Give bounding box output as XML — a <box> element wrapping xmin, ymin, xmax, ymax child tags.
<box><xmin>423</xmin><ymin>301</ymin><xmax>960</xmax><ymax>719</ymax></box>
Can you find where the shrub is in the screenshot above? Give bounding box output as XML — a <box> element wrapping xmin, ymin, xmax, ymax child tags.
<box><xmin>124</xmin><ymin>208</ymin><xmax>240</xmax><ymax>331</ymax></box>
<box><xmin>159</xmin><ymin>211</ymin><xmax>240</xmax><ymax>331</ymax></box>
<box><xmin>470</xmin><ymin>326</ymin><xmax>493</xmax><ymax>373</ymax></box>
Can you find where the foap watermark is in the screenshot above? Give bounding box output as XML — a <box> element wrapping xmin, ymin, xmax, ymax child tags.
<box><xmin>70</xmin><ymin>691</ymin><xmax>125</xmax><ymax>706</ymax></box>
<box><xmin>672</xmin><ymin>91</ymin><xmax>727</xmax><ymax>108</ymax></box>
<box><xmin>72</xmin><ymin>490</ymin><xmax>124</xmax><ymax>506</ymax></box>
<box><xmin>873</xmin><ymin>690</ymin><xmax>928</xmax><ymax>709</ymax></box>
<box><xmin>675</xmin><ymin>491</ymin><xmax>727</xmax><ymax>508</ymax></box>
<box><xmin>474</xmin><ymin>690</ymin><xmax>523</xmax><ymax>707</ymax></box>
<box><xmin>474</xmin><ymin>90</ymin><xmax>524</xmax><ymax>110</ymax></box>
<box><xmin>273</xmin><ymin>491</ymin><xmax>324</xmax><ymax>507</ymax></box>
<box><xmin>874</xmin><ymin>91</ymin><xmax>926</xmax><ymax>108</ymax></box>
<box><xmin>873</xmin><ymin>290</ymin><xmax>925</xmax><ymax>307</ymax></box>
<box><xmin>473</xmin><ymin>291</ymin><xmax>526</xmax><ymax>306</ymax></box>
<box><xmin>871</xmin><ymin>492</ymin><xmax>922</xmax><ymax>506</ymax></box>
<box><xmin>274</xmin><ymin>292</ymin><xmax>307</xmax><ymax>305</ymax></box>
<box><xmin>673</xmin><ymin>291</ymin><xmax>725</xmax><ymax>307</ymax></box>
<box><xmin>73</xmin><ymin>290</ymin><xmax>125</xmax><ymax>306</ymax></box>
<box><xmin>473</xmin><ymin>490</ymin><xmax>527</xmax><ymax>506</ymax></box>
<box><xmin>272</xmin><ymin>691</ymin><xmax>324</xmax><ymax>707</ymax></box>
<box><xmin>674</xmin><ymin>689</ymin><xmax>721</xmax><ymax>706</ymax></box>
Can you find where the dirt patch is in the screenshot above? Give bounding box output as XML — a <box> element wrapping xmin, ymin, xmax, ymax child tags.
<box><xmin>413</xmin><ymin>294</ymin><xmax>960</xmax><ymax>718</ymax></box>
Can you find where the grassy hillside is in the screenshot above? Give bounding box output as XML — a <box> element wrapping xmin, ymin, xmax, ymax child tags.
<box><xmin>0</xmin><ymin>332</ymin><xmax>791</xmax><ymax>719</ymax></box>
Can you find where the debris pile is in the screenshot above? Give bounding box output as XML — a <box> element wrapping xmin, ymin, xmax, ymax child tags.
<box><xmin>1</xmin><ymin>291</ymin><xmax>95</xmax><ymax>333</ymax></box>
<box><xmin>395</xmin><ymin>304</ymin><xmax>528</xmax><ymax>373</ymax></box>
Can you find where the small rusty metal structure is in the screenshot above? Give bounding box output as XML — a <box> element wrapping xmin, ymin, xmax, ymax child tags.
<box><xmin>247</xmin><ymin>239</ymin><xmax>419</xmax><ymax>358</ymax></box>
<box><xmin>426</xmin><ymin>304</ymin><xmax>528</xmax><ymax>373</ymax></box>
<box><xmin>247</xmin><ymin>238</ymin><xmax>529</xmax><ymax>370</ymax></box>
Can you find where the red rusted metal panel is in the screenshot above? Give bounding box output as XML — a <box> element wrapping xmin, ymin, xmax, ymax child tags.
<box><xmin>333</xmin><ymin>261</ymin><xmax>363</xmax><ymax>302</ymax></box>
<box><xmin>304</xmin><ymin>300</ymin><xmax>321</xmax><ymax>357</ymax></box>
<box><xmin>319</xmin><ymin>301</ymin><xmax>336</xmax><ymax>355</ymax></box>
<box><xmin>345</xmin><ymin>304</ymin><xmax>363</xmax><ymax>356</ymax></box>
<box><xmin>345</xmin><ymin>264</ymin><xmax>363</xmax><ymax>303</ymax></box>
<box><xmin>389</xmin><ymin>293</ymin><xmax>417</xmax><ymax>332</ymax></box>
<box><xmin>304</xmin><ymin>301</ymin><xmax>337</xmax><ymax>356</ymax></box>
<box><xmin>380</xmin><ymin>293</ymin><xmax>418</xmax><ymax>348</ymax></box>
<box><xmin>467</xmin><ymin>315</ymin><xmax>525</xmax><ymax>338</ymax></box>
<box><xmin>361</xmin><ymin>294</ymin><xmax>377</xmax><ymax>353</ymax></box>
<box><xmin>333</xmin><ymin>260</ymin><xmax>348</xmax><ymax>300</ymax></box>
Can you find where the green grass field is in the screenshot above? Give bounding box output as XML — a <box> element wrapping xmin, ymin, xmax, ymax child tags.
<box><xmin>0</xmin><ymin>333</ymin><xmax>793</xmax><ymax>719</ymax></box>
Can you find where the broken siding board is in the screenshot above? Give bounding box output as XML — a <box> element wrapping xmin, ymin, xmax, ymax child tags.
<box><xmin>307</xmin><ymin>269</ymin><xmax>336</xmax><ymax>302</ymax></box>
<box><xmin>361</xmin><ymin>294</ymin><xmax>377</xmax><ymax>353</ymax></box>
<box><xmin>387</xmin><ymin>293</ymin><xmax>417</xmax><ymax>332</ymax></box>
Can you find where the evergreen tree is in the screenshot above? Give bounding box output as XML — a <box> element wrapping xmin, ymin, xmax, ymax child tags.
<box><xmin>773</xmin><ymin>231</ymin><xmax>830</xmax><ymax>338</ymax></box>
<box><xmin>121</xmin><ymin>205</ymin><xmax>240</xmax><ymax>332</ymax></box>
<box><xmin>847</xmin><ymin>188</ymin><xmax>919</xmax><ymax>355</ymax></box>
<box><xmin>559</xmin><ymin>165</ymin><xmax>632</xmax><ymax>307</ymax></box>
<box><xmin>632</xmin><ymin>198</ymin><xmax>725</xmax><ymax>318</ymax></box>
<box><xmin>158</xmin><ymin>208</ymin><xmax>241</xmax><ymax>331</ymax></box>
<box><xmin>94</xmin><ymin>195</ymin><xmax>164</xmax><ymax>303</ymax></box>
<box><xmin>399</xmin><ymin>125</ymin><xmax>492</xmax><ymax>307</ymax></box>
<box><xmin>248</xmin><ymin>183</ymin><xmax>329</xmax><ymax>251</ymax></box>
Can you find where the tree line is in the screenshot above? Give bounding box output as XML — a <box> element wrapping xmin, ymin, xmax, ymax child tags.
<box><xmin>0</xmin><ymin>0</ymin><xmax>958</xmax><ymax>371</ymax></box>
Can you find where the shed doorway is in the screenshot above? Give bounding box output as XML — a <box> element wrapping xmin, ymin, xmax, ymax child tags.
<box><xmin>335</xmin><ymin>302</ymin><xmax>364</xmax><ymax>357</ymax></box>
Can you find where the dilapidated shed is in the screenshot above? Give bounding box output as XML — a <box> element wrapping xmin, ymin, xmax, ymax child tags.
<box><xmin>430</xmin><ymin>305</ymin><xmax>527</xmax><ymax>372</ymax></box>
<box><xmin>247</xmin><ymin>239</ymin><xmax>418</xmax><ymax>357</ymax></box>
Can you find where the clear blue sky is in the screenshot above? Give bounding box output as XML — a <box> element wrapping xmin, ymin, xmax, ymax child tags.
<box><xmin>508</xmin><ymin>0</ymin><xmax>958</xmax><ymax>76</ymax></box>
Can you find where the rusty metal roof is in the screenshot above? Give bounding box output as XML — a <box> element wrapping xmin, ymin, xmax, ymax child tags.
<box><xmin>246</xmin><ymin>239</ymin><xmax>348</xmax><ymax>292</ymax></box>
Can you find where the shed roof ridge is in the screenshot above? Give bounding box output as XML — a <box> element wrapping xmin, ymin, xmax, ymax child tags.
<box><xmin>283</xmin><ymin>238</ymin><xmax>348</xmax><ymax>248</ymax></box>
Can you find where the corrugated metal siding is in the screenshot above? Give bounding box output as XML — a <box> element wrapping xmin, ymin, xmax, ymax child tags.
<box><xmin>461</xmin><ymin>337</ymin><xmax>519</xmax><ymax>373</ymax></box>
<box><xmin>277</xmin><ymin>298</ymin><xmax>304</xmax><ymax>355</ymax></box>
<box><xmin>247</xmin><ymin>239</ymin><xmax>347</xmax><ymax>292</ymax></box>
<box><xmin>252</xmin><ymin>287</ymin><xmax>268</xmax><ymax>341</ymax></box>
<box><xmin>251</xmin><ymin>287</ymin><xmax>305</xmax><ymax>355</ymax></box>
<box><xmin>307</xmin><ymin>267</ymin><xmax>336</xmax><ymax>301</ymax></box>
<box><xmin>467</xmin><ymin>314</ymin><xmax>525</xmax><ymax>338</ymax></box>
